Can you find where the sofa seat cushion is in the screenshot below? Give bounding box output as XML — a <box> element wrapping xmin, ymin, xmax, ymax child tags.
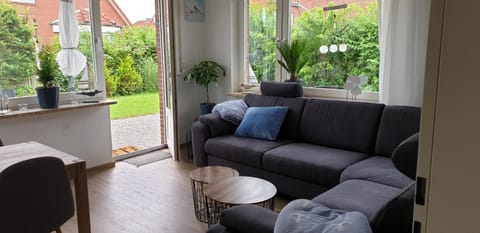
<box><xmin>205</xmin><ymin>135</ymin><xmax>290</xmax><ymax>168</ymax></box>
<box><xmin>312</xmin><ymin>179</ymin><xmax>402</xmax><ymax>223</ymax></box>
<box><xmin>262</xmin><ymin>143</ymin><xmax>369</xmax><ymax>187</ymax></box>
<box><xmin>340</xmin><ymin>156</ymin><xmax>413</xmax><ymax>189</ymax></box>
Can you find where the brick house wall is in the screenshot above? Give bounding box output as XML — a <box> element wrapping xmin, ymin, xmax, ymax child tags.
<box><xmin>154</xmin><ymin>0</ymin><xmax>166</xmax><ymax>145</ymax></box>
<box><xmin>11</xmin><ymin>0</ymin><xmax>131</xmax><ymax>45</ymax></box>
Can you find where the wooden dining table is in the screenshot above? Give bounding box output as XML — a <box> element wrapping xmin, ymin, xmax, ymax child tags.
<box><xmin>0</xmin><ymin>141</ymin><xmax>91</xmax><ymax>233</ymax></box>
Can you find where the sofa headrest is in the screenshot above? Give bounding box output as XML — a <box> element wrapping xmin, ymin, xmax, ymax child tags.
<box><xmin>260</xmin><ymin>81</ymin><xmax>303</xmax><ymax>98</ymax></box>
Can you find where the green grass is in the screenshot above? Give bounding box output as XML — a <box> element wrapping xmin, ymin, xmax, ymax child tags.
<box><xmin>109</xmin><ymin>92</ymin><xmax>160</xmax><ymax>120</ymax></box>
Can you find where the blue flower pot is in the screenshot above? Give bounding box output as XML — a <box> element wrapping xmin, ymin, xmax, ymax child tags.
<box><xmin>36</xmin><ymin>87</ymin><xmax>59</xmax><ymax>109</ymax></box>
<box><xmin>200</xmin><ymin>103</ymin><xmax>216</xmax><ymax>115</ymax></box>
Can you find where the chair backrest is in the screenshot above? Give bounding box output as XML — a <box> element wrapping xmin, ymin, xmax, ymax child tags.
<box><xmin>0</xmin><ymin>156</ymin><xmax>75</xmax><ymax>233</ymax></box>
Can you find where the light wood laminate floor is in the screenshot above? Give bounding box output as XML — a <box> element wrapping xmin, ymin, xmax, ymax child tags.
<box><xmin>63</xmin><ymin>156</ymin><xmax>207</xmax><ymax>233</ymax></box>
<box><xmin>62</xmin><ymin>154</ymin><xmax>289</xmax><ymax>233</ymax></box>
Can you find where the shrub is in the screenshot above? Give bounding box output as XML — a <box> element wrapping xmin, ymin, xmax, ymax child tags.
<box><xmin>14</xmin><ymin>86</ymin><xmax>35</xmax><ymax>96</ymax></box>
<box><xmin>140</xmin><ymin>58</ymin><xmax>158</xmax><ymax>93</ymax></box>
<box><xmin>104</xmin><ymin>61</ymin><xmax>118</xmax><ymax>96</ymax></box>
<box><xmin>115</xmin><ymin>56</ymin><xmax>142</xmax><ymax>95</ymax></box>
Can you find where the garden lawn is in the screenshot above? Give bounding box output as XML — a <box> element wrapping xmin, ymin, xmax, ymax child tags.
<box><xmin>109</xmin><ymin>92</ymin><xmax>160</xmax><ymax>120</ymax></box>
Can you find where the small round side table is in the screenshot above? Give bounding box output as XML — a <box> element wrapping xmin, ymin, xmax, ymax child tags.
<box><xmin>204</xmin><ymin>176</ymin><xmax>277</xmax><ymax>224</ymax></box>
<box><xmin>189</xmin><ymin>166</ymin><xmax>239</xmax><ymax>224</ymax></box>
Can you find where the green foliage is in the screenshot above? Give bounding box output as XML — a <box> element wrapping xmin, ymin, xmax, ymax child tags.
<box><xmin>14</xmin><ymin>86</ymin><xmax>35</xmax><ymax>96</ymax></box>
<box><xmin>104</xmin><ymin>60</ymin><xmax>118</xmax><ymax>97</ymax></box>
<box><xmin>276</xmin><ymin>39</ymin><xmax>309</xmax><ymax>81</ymax></box>
<box><xmin>184</xmin><ymin>61</ymin><xmax>225</xmax><ymax>103</ymax></box>
<box><xmin>103</xmin><ymin>26</ymin><xmax>157</xmax><ymax>73</ymax></box>
<box><xmin>0</xmin><ymin>1</ymin><xmax>36</xmax><ymax>89</ymax></box>
<box><xmin>102</xmin><ymin>26</ymin><xmax>157</xmax><ymax>96</ymax></box>
<box><xmin>294</xmin><ymin>3</ymin><xmax>379</xmax><ymax>90</ymax></box>
<box><xmin>37</xmin><ymin>44</ymin><xmax>60</xmax><ymax>87</ymax></box>
<box><xmin>140</xmin><ymin>57</ymin><xmax>159</xmax><ymax>93</ymax></box>
<box><xmin>115</xmin><ymin>56</ymin><xmax>142</xmax><ymax>95</ymax></box>
<box><xmin>250</xmin><ymin>2</ymin><xmax>380</xmax><ymax>91</ymax></box>
<box><xmin>249</xmin><ymin>2</ymin><xmax>276</xmax><ymax>82</ymax></box>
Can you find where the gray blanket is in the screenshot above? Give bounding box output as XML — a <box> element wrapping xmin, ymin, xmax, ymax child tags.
<box><xmin>274</xmin><ymin>199</ymin><xmax>372</xmax><ymax>233</ymax></box>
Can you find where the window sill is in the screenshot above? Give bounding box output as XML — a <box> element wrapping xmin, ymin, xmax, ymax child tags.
<box><xmin>0</xmin><ymin>100</ymin><xmax>116</xmax><ymax>120</ymax></box>
<box><xmin>232</xmin><ymin>85</ymin><xmax>379</xmax><ymax>103</ymax></box>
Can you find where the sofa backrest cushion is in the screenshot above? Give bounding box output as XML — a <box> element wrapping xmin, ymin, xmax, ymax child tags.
<box><xmin>375</xmin><ymin>106</ymin><xmax>421</xmax><ymax>157</ymax></box>
<box><xmin>244</xmin><ymin>94</ymin><xmax>306</xmax><ymax>139</ymax></box>
<box><xmin>260</xmin><ymin>81</ymin><xmax>303</xmax><ymax>97</ymax></box>
<box><xmin>299</xmin><ymin>99</ymin><xmax>385</xmax><ymax>154</ymax></box>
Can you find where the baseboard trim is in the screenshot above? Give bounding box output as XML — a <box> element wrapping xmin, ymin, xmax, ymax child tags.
<box><xmin>87</xmin><ymin>162</ymin><xmax>115</xmax><ymax>172</ymax></box>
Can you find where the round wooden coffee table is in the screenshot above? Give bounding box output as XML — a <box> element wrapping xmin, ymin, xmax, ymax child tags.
<box><xmin>204</xmin><ymin>176</ymin><xmax>277</xmax><ymax>224</ymax></box>
<box><xmin>189</xmin><ymin>166</ymin><xmax>239</xmax><ymax>224</ymax></box>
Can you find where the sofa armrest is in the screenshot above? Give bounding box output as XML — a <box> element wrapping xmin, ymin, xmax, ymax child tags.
<box><xmin>191</xmin><ymin>121</ymin><xmax>210</xmax><ymax>167</ymax></box>
<box><xmin>191</xmin><ymin>113</ymin><xmax>237</xmax><ymax>167</ymax></box>
<box><xmin>219</xmin><ymin>205</ymin><xmax>278</xmax><ymax>233</ymax></box>
<box><xmin>206</xmin><ymin>224</ymin><xmax>230</xmax><ymax>233</ymax></box>
<box><xmin>198</xmin><ymin>113</ymin><xmax>237</xmax><ymax>137</ymax></box>
<box><xmin>391</xmin><ymin>133</ymin><xmax>419</xmax><ymax>179</ymax></box>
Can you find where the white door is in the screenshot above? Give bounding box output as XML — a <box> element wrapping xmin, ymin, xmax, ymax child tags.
<box><xmin>158</xmin><ymin>0</ymin><xmax>179</xmax><ymax>160</ymax></box>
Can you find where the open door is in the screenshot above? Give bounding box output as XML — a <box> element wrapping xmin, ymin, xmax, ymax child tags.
<box><xmin>158</xmin><ymin>0</ymin><xmax>179</xmax><ymax>160</ymax></box>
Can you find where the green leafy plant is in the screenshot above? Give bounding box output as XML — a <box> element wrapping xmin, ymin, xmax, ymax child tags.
<box><xmin>37</xmin><ymin>44</ymin><xmax>59</xmax><ymax>88</ymax></box>
<box><xmin>276</xmin><ymin>39</ymin><xmax>309</xmax><ymax>81</ymax></box>
<box><xmin>115</xmin><ymin>56</ymin><xmax>143</xmax><ymax>95</ymax></box>
<box><xmin>184</xmin><ymin>61</ymin><xmax>225</xmax><ymax>103</ymax></box>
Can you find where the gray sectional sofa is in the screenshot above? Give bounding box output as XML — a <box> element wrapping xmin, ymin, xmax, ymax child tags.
<box><xmin>191</xmin><ymin>88</ymin><xmax>420</xmax><ymax>233</ymax></box>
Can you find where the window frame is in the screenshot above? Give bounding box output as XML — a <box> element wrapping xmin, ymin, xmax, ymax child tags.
<box><xmin>242</xmin><ymin>0</ymin><xmax>380</xmax><ymax>102</ymax></box>
<box><xmin>9</xmin><ymin>0</ymin><xmax>35</xmax><ymax>5</ymax></box>
<box><xmin>8</xmin><ymin>0</ymin><xmax>106</xmax><ymax>108</ymax></box>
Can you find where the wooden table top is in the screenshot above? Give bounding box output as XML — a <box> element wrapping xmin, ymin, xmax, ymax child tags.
<box><xmin>0</xmin><ymin>141</ymin><xmax>84</xmax><ymax>170</ymax></box>
<box><xmin>189</xmin><ymin>166</ymin><xmax>239</xmax><ymax>184</ymax></box>
<box><xmin>204</xmin><ymin>176</ymin><xmax>277</xmax><ymax>205</ymax></box>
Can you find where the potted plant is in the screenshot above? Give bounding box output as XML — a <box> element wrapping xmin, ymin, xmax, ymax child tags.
<box><xmin>276</xmin><ymin>39</ymin><xmax>309</xmax><ymax>82</ymax></box>
<box><xmin>36</xmin><ymin>45</ymin><xmax>60</xmax><ymax>109</ymax></box>
<box><xmin>184</xmin><ymin>60</ymin><xmax>225</xmax><ymax>115</ymax></box>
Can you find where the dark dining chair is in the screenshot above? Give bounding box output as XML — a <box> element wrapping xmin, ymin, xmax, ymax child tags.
<box><xmin>0</xmin><ymin>138</ymin><xmax>3</xmax><ymax>146</ymax></box>
<box><xmin>0</xmin><ymin>156</ymin><xmax>75</xmax><ymax>233</ymax></box>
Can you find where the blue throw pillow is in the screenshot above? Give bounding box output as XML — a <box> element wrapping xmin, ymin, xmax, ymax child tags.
<box><xmin>212</xmin><ymin>100</ymin><xmax>248</xmax><ymax>125</ymax></box>
<box><xmin>234</xmin><ymin>106</ymin><xmax>288</xmax><ymax>141</ymax></box>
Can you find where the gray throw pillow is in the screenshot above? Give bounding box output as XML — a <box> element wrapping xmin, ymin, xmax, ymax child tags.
<box><xmin>212</xmin><ymin>100</ymin><xmax>248</xmax><ymax>125</ymax></box>
<box><xmin>274</xmin><ymin>199</ymin><xmax>372</xmax><ymax>233</ymax></box>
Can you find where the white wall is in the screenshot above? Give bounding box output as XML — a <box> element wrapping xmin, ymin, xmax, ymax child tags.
<box><xmin>0</xmin><ymin>107</ymin><xmax>113</xmax><ymax>168</ymax></box>
<box><xmin>174</xmin><ymin>0</ymin><xmax>241</xmax><ymax>143</ymax></box>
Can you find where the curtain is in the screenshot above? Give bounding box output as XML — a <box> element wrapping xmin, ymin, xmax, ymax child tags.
<box><xmin>379</xmin><ymin>0</ymin><xmax>431</xmax><ymax>106</ymax></box>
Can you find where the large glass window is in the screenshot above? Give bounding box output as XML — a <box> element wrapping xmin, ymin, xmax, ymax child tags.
<box><xmin>0</xmin><ymin>0</ymin><xmax>102</xmax><ymax>98</ymax></box>
<box><xmin>248</xmin><ymin>0</ymin><xmax>277</xmax><ymax>83</ymax></box>
<box><xmin>247</xmin><ymin>0</ymin><xmax>379</xmax><ymax>92</ymax></box>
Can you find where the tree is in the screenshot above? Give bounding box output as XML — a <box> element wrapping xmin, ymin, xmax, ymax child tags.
<box><xmin>292</xmin><ymin>2</ymin><xmax>379</xmax><ymax>91</ymax></box>
<box><xmin>0</xmin><ymin>1</ymin><xmax>36</xmax><ymax>90</ymax></box>
<box><xmin>249</xmin><ymin>2</ymin><xmax>380</xmax><ymax>91</ymax></box>
<box><xmin>115</xmin><ymin>55</ymin><xmax>142</xmax><ymax>95</ymax></box>
<box><xmin>249</xmin><ymin>2</ymin><xmax>276</xmax><ymax>82</ymax></box>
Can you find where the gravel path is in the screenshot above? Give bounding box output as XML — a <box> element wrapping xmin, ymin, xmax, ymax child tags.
<box><xmin>111</xmin><ymin>114</ymin><xmax>162</xmax><ymax>150</ymax></box>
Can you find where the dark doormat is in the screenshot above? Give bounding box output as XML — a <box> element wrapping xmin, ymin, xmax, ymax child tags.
<box><xmin>123</xmin><ymin>151</ymin><xmax>171</xmax><ymax>167</ymax></box>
